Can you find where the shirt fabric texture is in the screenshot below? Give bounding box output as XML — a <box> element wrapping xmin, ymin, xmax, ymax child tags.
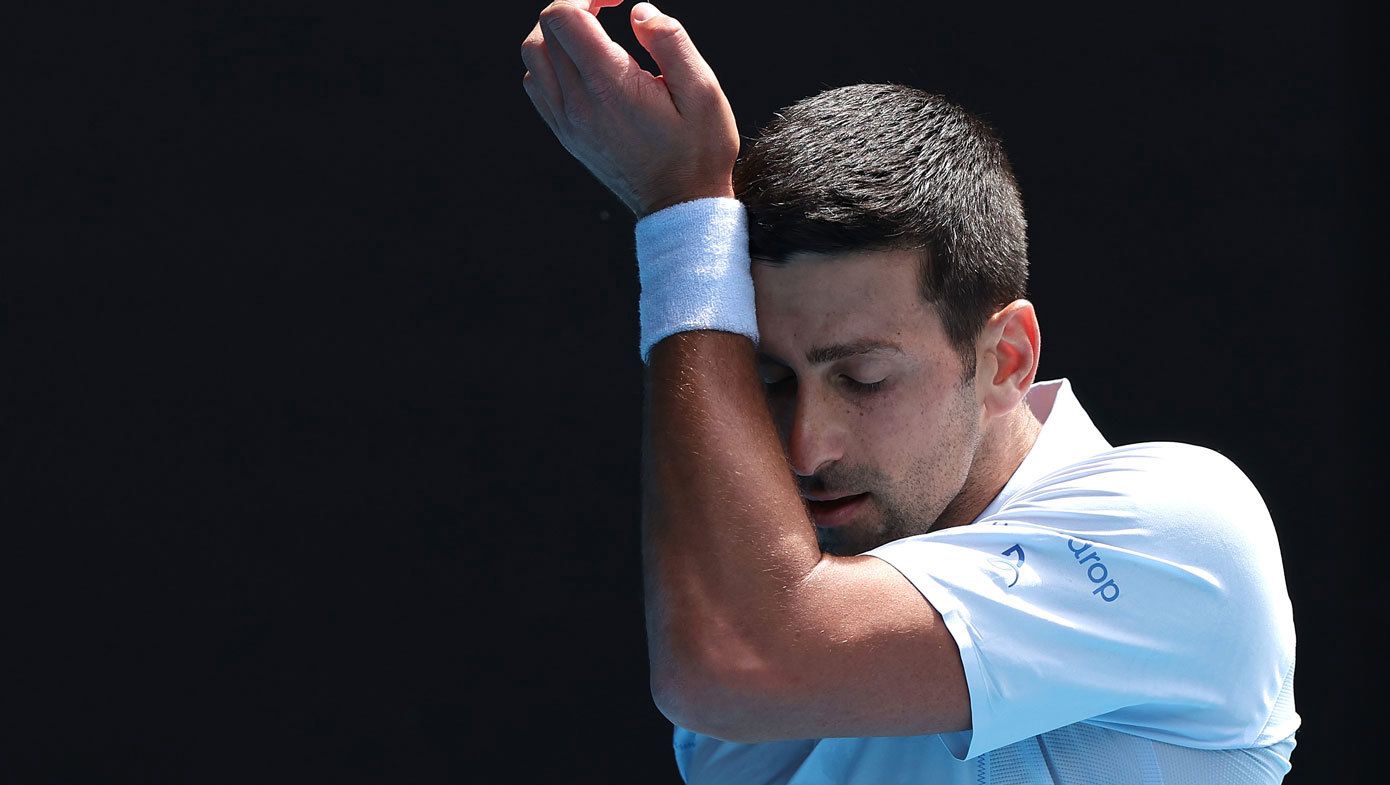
<box><xmin>672</xmin><ymin>378</ymin><xmax>1299</xmax><ymax>784</ymax></box>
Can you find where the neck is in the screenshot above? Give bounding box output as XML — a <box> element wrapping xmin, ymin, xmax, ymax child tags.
<box><xmin>934</xmin><ymin>398</ymin><xmax>1044</xmax><ymax>531</ymax></box>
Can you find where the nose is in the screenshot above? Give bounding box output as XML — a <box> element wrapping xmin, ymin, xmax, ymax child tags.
<box><xmin>781</xmin><ymin>385</ymin><xmax>846</xmax><ymax>478</ymax></box>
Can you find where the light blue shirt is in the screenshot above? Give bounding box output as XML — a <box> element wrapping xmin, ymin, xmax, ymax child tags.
<box><xmin>673</xmin><ymin>379</ymin><xmax>1299</xmax><ymax>784</ymax></box>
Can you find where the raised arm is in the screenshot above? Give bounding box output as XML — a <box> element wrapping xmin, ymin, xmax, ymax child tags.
<box><xmin>641</xmin><ymin>330</ymin><xmax>970</xmax><ymax>741</ymax></box>
<box><xmin>520</xmin><ymin>1</ymin><xmax>969</xmax><ymax>742</ymax></box>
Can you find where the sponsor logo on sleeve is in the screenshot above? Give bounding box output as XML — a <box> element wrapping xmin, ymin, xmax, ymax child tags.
<box><xmin>987</xmin><ymin>543</ymin><xmax>1026</xmax><ymax>588</ymax></box>
<box><xmin>1068</xmin><ymin>538</ymin><xmax>1121</xmax><ymax>602</ymax></box>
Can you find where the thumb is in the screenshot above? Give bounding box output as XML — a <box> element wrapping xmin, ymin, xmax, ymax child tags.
<box><xmin>630</xmin><ymin>3</ymin><xmax>720</xmax><ymax>114</ymax></box>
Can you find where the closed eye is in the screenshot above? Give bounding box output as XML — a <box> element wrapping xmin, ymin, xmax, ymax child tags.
<box><xmin>841</xmin><ymin>376</ymin><xmax>886</xmax><ymax>394</ymax></box>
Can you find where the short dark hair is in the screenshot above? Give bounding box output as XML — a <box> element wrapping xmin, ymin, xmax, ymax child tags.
<box><xmin>734</xmin><ymin>84</ymin><xmax>1029</xmax><ymax>374</ymax></box>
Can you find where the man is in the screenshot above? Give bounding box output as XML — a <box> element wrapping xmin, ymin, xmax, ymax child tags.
<box><xmin>520</xmin><ymin>2</ymin><xmax>1299</xmax><ymax>782</ymax></box>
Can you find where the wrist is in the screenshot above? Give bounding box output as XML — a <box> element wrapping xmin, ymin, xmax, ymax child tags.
<box><xmin>638</xmin><ymin>184</ymin><xmax>737</xmax><ymax>219</ymax></box>
<box><xmin>635</xmin><ymin>197</ymin><xmax>758</xmax><ymax>364</ymax></box>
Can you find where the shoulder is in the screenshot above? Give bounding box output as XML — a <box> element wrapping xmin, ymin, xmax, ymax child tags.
<box><xmin>993</xmin><ymin>441</ymin><xmax>1294</xmax><ymax>635</ymax></box>
<box><xmin>873</xmin><ymin>440</ymin><xmax>1298</xmax><ymax>751</ymax></box>
<box><xmin>1007</xmin><ymin>441</ymin><xmax>1276</xmax><ymax>549</ymax></box>
<box><xmin>991</xmin><ymin>442</ymin><xmax>1298</xmax><ymax>746</ymax></box>
<box><xmin>1023</xmin><ymin>440</ymin><xmax>1253</xmax><ymax>495</ymax></box>
<box><xmin>996</xmin><ymin>439</ymin><xmax>1294</xmax><ymax>646</ymax></box>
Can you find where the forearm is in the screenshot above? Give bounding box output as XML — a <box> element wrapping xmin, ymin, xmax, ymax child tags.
<box><xmin>515</xmin><ymin>0</ymin><xmax>819</xmax><ymax>718</ymax></box>
<box><xmin>641</xmin><ymin>330</ymin><xmax>823</xmax><ymax>713</ymax></box>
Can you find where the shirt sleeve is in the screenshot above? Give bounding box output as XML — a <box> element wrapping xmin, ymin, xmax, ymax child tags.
<box><xmin>865</xmin><ymin>442</ymin><xmax>1298</xmax><ymax>760</ymax></box>
<box><xmin>673</xmin><ymin>725</ymin><xmax>818</xmax><ymax>785</ymax></box>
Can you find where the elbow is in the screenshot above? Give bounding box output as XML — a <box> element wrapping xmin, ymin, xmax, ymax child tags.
<box><xmin>649</xmin><ymin>641</ymin><xmax>794</xmax><ymax>743</ymax></box>
<box><xmin>650</xmin><ymin>661</ymin><xmax>705</xmax><ymax>733</ymax></box>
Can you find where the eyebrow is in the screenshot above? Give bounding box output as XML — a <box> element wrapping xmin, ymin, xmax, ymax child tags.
<box><xmin>757</xmin><ymin>339</ymin><xmax>906</xmax><ymax>367</ymax></box>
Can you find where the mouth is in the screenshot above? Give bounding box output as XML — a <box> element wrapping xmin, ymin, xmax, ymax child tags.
<box><xmin>804</xmin><ymin>492</ymin><xmax>869</xmax><ymax>529</ymax></box>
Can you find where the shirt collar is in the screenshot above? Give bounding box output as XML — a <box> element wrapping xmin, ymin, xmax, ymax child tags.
<box><xmin>973</xmin><ymin>378</ymin><xmax>1113</xmax><ymax>522</ymax></box>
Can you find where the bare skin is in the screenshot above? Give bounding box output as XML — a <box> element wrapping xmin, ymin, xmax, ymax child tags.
<box><xmin>520</xmin><ymin>0</ymin><xmax>738</xmax><ymax>216</ymax></box>
<box><xmin>521</xmin><ymin>1</ymin><xmax>1041</xmax><ymax>742</ymax></box>
<box><xmin>755</xmin><ymin>250</ymin><xmax>1043</xmax><ymax>556</ymax></box>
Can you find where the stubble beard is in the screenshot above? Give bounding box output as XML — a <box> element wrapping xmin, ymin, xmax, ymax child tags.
<box><xmin>816</xmin><ymin>381</ymin><xmax>983</xmax><ymax>556</ymax></box>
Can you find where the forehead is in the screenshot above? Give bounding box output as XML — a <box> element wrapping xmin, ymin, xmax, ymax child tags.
<box><xmin>752</xmin><ymin>248</ymin><xmax>945</xmax><ymax>361</ymax></box>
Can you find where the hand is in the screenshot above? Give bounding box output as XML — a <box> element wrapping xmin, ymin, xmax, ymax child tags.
<box><xmin>520</xmin><ymin>1</ymin><xmax>740</xmax><ymax>217</ymax></box>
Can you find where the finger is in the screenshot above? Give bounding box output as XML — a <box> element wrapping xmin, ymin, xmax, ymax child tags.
<box><xmin>630</xmin><ymin>3</ymin><xmax>721</xmax><ymax>115</ymax></box>
<box><xmin>548</xmin><ymin>0</ymin><xmax>621</xmax><ymax>16</ymax></box>
<box><xmin>520</xmin><ymin>25</ymin><xmax>564</xmax><ymax>117</ymax></box>
<box><xmin>540</xmin><ymin>15</ymin><xmax>586</xmax><ymax>113</ymax></box>
<box><xmin>538</xmin><ymin>1</ymin><xmax>627</xmax><ymax>92</ymax></box>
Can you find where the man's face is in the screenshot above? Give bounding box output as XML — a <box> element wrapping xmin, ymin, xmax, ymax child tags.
<box><xmin>752</xmin><ymin>249</ymin><xmax>984</xmax><ymax>556</ymax></box>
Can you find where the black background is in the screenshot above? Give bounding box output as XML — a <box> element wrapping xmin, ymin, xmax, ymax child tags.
<box><xmin>6</xmin><ymin>1</ymin><xmax>1379</xmax><ymax>782</ymax></box>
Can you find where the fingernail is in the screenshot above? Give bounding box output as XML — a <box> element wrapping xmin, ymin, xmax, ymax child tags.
<box><xmin>633</xmin><ymin>2</ymin><xmax>658</xmax><ymax>22</ymax></box>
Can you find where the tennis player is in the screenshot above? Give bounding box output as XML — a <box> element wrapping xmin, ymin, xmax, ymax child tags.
<box><xmin>521</xmin><ymin>3</ymin><xmax>1299</xmax><ymax>781</ymax></box>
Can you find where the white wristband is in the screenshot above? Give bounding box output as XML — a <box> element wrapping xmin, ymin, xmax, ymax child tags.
<box><xmin>635</xmin><ymin>197</ymin><xmax>759</xmax><ymax>365</ymax></box>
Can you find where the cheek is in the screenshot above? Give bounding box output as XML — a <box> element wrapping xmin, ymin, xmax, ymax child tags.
<box><xmin>859</xmin><ymin>389</ymin><xmax>974</xmax><ymax>468</ymax></box>
<box><xmin>851</xmin><ymin>397</ymin><xmax>925</xmax><ymax>464</ymax></box>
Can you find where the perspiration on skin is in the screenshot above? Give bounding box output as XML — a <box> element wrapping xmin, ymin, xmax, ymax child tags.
<box><xmin>518</xmin><ymin>0</ymin><xmax>1037</xmax><ymax>745</ymax></box>
<box><xmin>518</xmin><ymin>7</ymin><xmax>1298</xmax><ymax>780</ymax></box>
<box><xmin>753</xmin><ymin>248</ymin><xmax>1031</xmax><ymax>557</ymax></box>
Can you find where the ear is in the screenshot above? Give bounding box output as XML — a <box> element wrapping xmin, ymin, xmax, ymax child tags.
<box><xmin>975</xmin><ymin>299</ymin><xmax>1041</xmax><ymax>420</ymax></box>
